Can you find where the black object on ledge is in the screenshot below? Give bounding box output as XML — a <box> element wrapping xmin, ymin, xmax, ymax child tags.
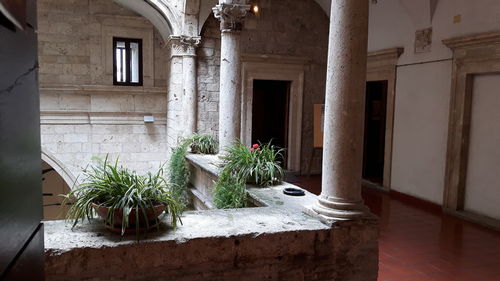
<box><xmin>283</xmin><ymin>187</ymin><xmax>305</xmax><ymax>196</ymax></box>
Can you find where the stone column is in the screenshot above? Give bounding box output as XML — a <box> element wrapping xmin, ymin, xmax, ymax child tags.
<box><xmin>312</xmin><ymin>0</ymin><xmax>370</xmax><ymax>220</ymax></box>
<box><xmin>181</xmin><ymin>36</ymin><xmax>201</xmax><ymax>136</ymax></box>
<box><xmin>166</xmin><ymin>36</ymin><xmax>185</xmax><ymax>148</ymax></box>
<box><xmin>169</xmin><ymin>35</ymin><xmax>201</xmax><ymax>138</ymax></box>
<box><xmin>213</xmin><ymin>1</ymin><xmax>250</xmax><ymax>151</ymax></box>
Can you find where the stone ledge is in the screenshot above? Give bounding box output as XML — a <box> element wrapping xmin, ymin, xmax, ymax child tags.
<box><xmin>45</xmin><ymin>154</ymin><xmax>379</xmax><ymax>281</ymax></box>
<box><xmin>40</xmin><ymin>111</ymin><xmax>167</xmax><ymax>125</ymax></box>
<box><xmin>45</xmin><ymin>209</ymin><xmax>378</xmax><ymax>281</ymax></box>
<box><xmin>185</xmin><ymin>153</ymin><xmax>318</xmax><ymax>212</ymax></box>
<box><xmin>44</xmin><ymin>207</ymin><xmax>329</xmax><ymax>254</ymax></box>
<box><xmin>39</xmin><ymin>84</ymin><xmax>167</xmax><ymax>95</ymax></box>
<box><xmin>185</xmin><ymin>153</ymin><xmax>221</xmax><ymax>176</ymax></box>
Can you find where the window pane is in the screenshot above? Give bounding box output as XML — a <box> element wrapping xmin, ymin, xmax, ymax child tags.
<box><xmin>130</xmin><ymin>42</ymin><xmax>139</xmax><ymax>83</ymax></box>
<box><xmin>115</xmin><ymin>41</ymin><xmax>126</xmax><ymax>82</ymax></box>
<box><xmin>121</xmin><ymin>48</ymin><xmax>127</xmax><ymax>82</ymax></box>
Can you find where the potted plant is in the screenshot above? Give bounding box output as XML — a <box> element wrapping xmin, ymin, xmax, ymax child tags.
<box><xmin>220</xmin><ymin>141</ymin><xmax>285</xmax><ymax>187</ymax></box>
<box><xmin>213</xmin><ymin>141</ymin><xmax>284</xmax><ymax>209</ymax></box>
<box><xmin>62</xmin><ymin>156</ymin><xmax>183</xmax><ymax>235</ymax></box>
<box><xmin>188</xmin><ymin>133</ymin><xmax>218</xmax><ymax>154</ymax></box>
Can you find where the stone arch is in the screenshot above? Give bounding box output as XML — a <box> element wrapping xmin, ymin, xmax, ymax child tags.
<box><xmin>197</xmin><ymin>0</ymin><xmax>331</xmax><ymax>35</ymax></box>
<box><xmin>41</xmin><ymin>150</ymin><xmax>78</xmax><ymax>188</ymax></box>
<box><xmin>114</xmin><ymin>0</ymin><xmax>183</xmax><ymax>40</ymax></box>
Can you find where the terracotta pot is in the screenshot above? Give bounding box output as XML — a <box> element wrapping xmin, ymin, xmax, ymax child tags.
<box><xmin>91</xmin><ymin>202</ymin><xmax>166</xmax><ymax>233</ymax></box>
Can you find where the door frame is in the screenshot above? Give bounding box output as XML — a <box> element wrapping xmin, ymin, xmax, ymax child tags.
<box><xmin>241</xmin><ymin>54</ymin><xmax>309</xmax><ymax>173</ymax></box>
<box><xmin>365</xmin><ymin>48</ymin><xmax>403</xmax><ymax>190</ymax></box>
<box><xmin>443</xmin><ymin>31</ymin><xmax>500</xmax><ymax>230</ymax></box>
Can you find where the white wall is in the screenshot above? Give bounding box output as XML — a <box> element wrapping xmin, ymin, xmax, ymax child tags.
<box><xmin>391</xmin><ymin>61</ymin><xmax>451</xmax><ymax>204</ymax></box>
<box><xmin>464</xmin><ymin>74</ymin><xmax>500</xmax><ymax>220</ymax></box>
<box><xmin>369</xmin><ymin>0</ymin><xmax>500</xmax><ymax>64</ymax></box>
<box><xmin>368</xmin><ymin>0</ymin><xmax>500</xmax><ymax>204</ymax></box>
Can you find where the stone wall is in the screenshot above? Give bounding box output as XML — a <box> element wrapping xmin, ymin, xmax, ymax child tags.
<box><xmin>196</xmin><ymin>22</ymin><xmax>221</xmax><ymax>138</ymax></box>
<box><xmin>37</xmin><ymin>0</ymin><xmax>171</xmax><ymax>179</ymax></box>
<box><xmin>197</xmin><ymin>0</ymin><xmax>329</xmax><ymax>174</ymax></box>
<box><xmin>40</xmin><ymin>122</ymin><xmax>168</xmax><ymax>179</ymax></box>
<box><xmin>45</xmin><ymin>218</ymin><xmax>378</xmax><ymax>281</ymax></box>
<box><xmin>44</xmin><ymin>154</ymin><xmax>379</xmax><ymax>281</ymax></box>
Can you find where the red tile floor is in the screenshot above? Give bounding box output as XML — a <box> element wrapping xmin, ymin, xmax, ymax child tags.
<box><xmin>291</xmin><ymin>175</ymin><xmax>500</xmax><ymax>281</ymax></box>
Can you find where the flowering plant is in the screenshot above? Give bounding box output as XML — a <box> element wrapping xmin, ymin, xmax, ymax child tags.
<box><xmin>219</xmin><ymin>141</ymin><xmax>285</xmax><ymax>187</ymax></box>
<box><xmin>250</xmin><ymin>143</ymin><xmax>260</xmax><ymax>151</ymax></box>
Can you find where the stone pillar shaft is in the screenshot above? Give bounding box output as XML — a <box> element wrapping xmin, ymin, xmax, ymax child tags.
<box><xmin>169</xmin><ymin>35</ymin><xmax>201</xmax><ymax>138</ymax></box>
<box><xmin>218</xmin><ymin>30</ymin><xmax>241</xmax><ymax>150</ymax></box>
<box><xmin>213</xmin><ymin>2</ymin><xmax>250</xmax><ymax>151</ymax></box>
<box><xmin>182</xmin><ymin>55</ymin><xmax>197</xmax><ymax>134</ymax></box>
<box><xmin>180</xmin><ymin>36</ymin><xmax>201</xmax><ymax>136</ymax></box>
<box><xmin>313</xmin><ymin>0</ymin><xmax>370</xmax><ymax>219</ymax></box>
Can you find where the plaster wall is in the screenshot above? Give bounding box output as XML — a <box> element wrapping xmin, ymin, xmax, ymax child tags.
<box><xmin>37</xmin><ymin>0</ymin><xmax>171</xmax><ymax>180</ymax></box>
<box><xmin>369</xmin><ymin>0</ymin><xmax>500</xmax><ymax>64</ymax></box>
<box><xmin>197</xmin><ymin>0</ymin><xmax>329</xmax><ymax>174</ymax></box>
<box><xmin>369</xmin><ymin>0</ymin><xmax>500</xmax><ymax>204</ymax></box>
<box><xmin>391</xmin><ymin>61</ymin><xmax>451</xmax><ymax>204</ymax></box>
<box><xmin>464</xmin><ymin>74</ymin><xmax>500</xmax><ymax>220</ymax></box>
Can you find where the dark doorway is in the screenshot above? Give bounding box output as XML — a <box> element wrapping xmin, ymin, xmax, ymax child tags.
<box><xmin>362</xmin><ymin>80</ymin><xmax>388</xmax><ymax>185</ymax></box>
<box><xmin>252</xmin><ymin>80</ymin><xmax>291</xmax><ymax>168</ymax></box>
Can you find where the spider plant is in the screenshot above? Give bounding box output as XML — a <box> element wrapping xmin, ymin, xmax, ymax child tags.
<box><xmin>220</xmin><ymin>141</ymin><xmax>285</xmax><ymax>187</ymax></box>
<box><xmin>62</xmin><ymin>156</ymin><xmax>183</xmax><ymax>236</ymax></box>
<box><xmin>213</xmin><ymin>169</ymin><xmax>247</xmax><ymax>209</ymax></box>
<box><xmin>188</xmin><ymin>133</ymin><xmax>218</xmax><ymax>154</ymax></box>
<box><xmin>168</xmin><ymin>142</ymin><xmax>190</xmax><ymax>209</ymax></box>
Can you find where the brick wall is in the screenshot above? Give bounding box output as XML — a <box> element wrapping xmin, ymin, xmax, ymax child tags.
<box><xmin>197</xmin><ymin>0</ymin><xmax>329</xmax><ymax>174</ymax></box>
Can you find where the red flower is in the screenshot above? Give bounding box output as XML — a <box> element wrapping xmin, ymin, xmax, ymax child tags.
<box><xmin>252</xmin><ymin>144</ymin><xmax>259</xmax><ymax>149</ymax></box>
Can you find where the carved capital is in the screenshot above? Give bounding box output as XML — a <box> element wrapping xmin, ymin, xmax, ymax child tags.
<box><xmin>212</xmin><ymin>3</ymin><xmax>250</xmax><ymax>32</ymax></box>
<box><xmin>168</xmin><ymin>35</ymin><xmax>202</xmax><ymax>57</ymax></box>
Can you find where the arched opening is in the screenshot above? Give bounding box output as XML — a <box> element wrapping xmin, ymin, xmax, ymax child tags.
<box><xmin>196</xmin><ymin>0</ymin><xmax>330</xmax><ymax>174</ymax></box>
<box><xmin>115</xmin><ymin>0</ymin><xmax>182</xmax><ymax>40</ymax></box>
<box><xmin>41</xmin><ymin>151</ymin><xmax>76</xmax><ymax>221</ymax></box>
<box><xmin>42</xmin><ymin>160</ymin><xmax>72</xmax><ymax>221</ymax></box>
<box><xmin>197</xmin><ymin>0</ymin><xmax>331</xmax><ymax>35</ymax></box>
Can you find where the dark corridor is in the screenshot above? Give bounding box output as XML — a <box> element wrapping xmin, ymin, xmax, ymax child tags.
<box><xmin>362</xmin><ymin>80</ymin><xmax>388</xmax><ymax>185</ymax></box>
<box><xmin>252</xmin><ymin>80</ymin><xmax>290</xmax><ymax>167</ymax></box>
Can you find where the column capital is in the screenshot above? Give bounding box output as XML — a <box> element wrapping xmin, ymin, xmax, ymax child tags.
<box><xmin>168</xmin><ymin>35</ymin><xmax>202</xmax><ymax>57</ymax></box>
<box><xmin>212</xmin><ymin>3</ymin><xmax>250</xmax><ymax>32</ymax></box>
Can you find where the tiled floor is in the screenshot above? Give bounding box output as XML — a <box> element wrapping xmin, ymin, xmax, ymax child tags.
<box><xmin>291</xmin><ymin>175</ymin><xmax>500</xmax><ymax>281</ymax></box>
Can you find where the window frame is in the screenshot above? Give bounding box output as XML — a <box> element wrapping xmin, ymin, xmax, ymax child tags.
<box><xmin>113</xmin><ymin>37</ymin><xmax>143</xmax><ymax>86</ymax></box>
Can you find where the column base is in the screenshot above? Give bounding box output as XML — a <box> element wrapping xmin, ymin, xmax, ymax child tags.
<box><xmin>307</xmin><ymin>194</ymin><xmax>371</xmax><ymax>223</ymax></box>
